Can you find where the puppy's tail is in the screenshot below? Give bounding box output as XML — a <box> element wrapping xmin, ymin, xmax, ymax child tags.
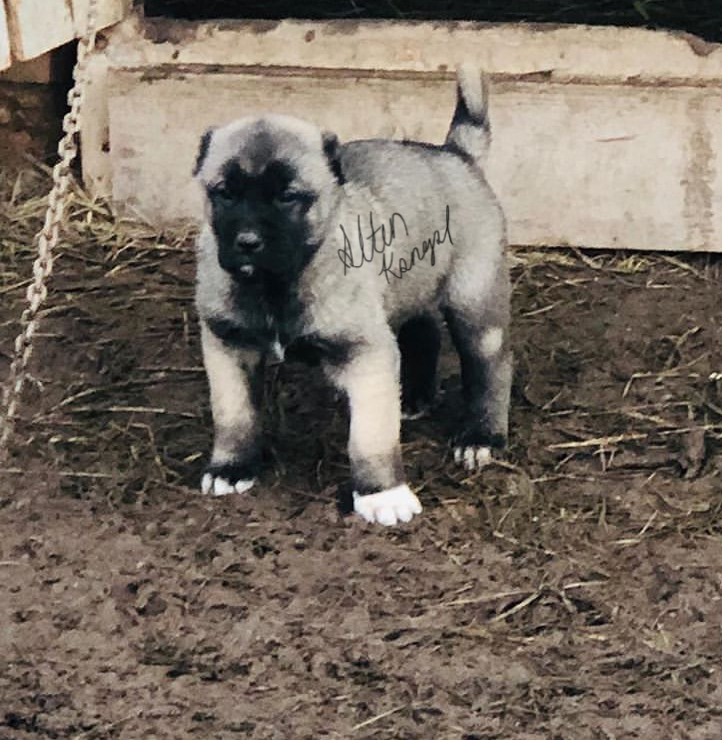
<box><xmin>445</xmin><ymin>64</ymin><xmax>491</xmax><ymax>165</ymax></box>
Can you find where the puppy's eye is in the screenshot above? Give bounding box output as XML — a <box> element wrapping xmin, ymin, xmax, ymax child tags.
<box><xmin>209</xmin><ymin>185</ymin><xmax>235</xmax><ymax>203</ymax></box>
<box><xmin>276</xmin><ymin>191</ymin><xmax>302</xmax><ymax>205</ymax></box>
<box><xmin>275</xmin><ymin>191</ymin><xmax>316</xmax><ymax>210</ymax></box>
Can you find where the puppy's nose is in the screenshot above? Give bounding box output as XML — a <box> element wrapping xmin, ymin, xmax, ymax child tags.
<box><xmin>235</xmin><ymin>231</ymin><xmax>263</xmax><ymax>254</ymax></box>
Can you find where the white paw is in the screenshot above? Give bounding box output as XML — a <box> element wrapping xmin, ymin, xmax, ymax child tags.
<box><xmin>454</xmin><ymin>445</ymin><xmax>492</xmax><ymax>472</ymax></box>
<box><xmin>201</xmin><ymin>473</ymin><xmax>255</xmax><ymax>497</ymax></box>
<box><xmin>353</xmin><ymin>484</ymin><xmax>422</xmax><ymax>526</ymax></box>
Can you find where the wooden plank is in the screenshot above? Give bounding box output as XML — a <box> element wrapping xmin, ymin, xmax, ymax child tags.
<box><xmin>5</xmin><ymin>0</ymin><xmax>129</xmax><ymax>61</ymax></box>
<box><xmin>71</xmin><ymin>0</ymin><xmax>128</xmax><ymax>36</ymax></box>
<box><xmin>104</xmin><ymin>67</ymin><xmax>722</xmax><ymax>252</ymax></box>
<box><xmin>84</xmin><ymin>16</ymin><xmax>722</xmax><ymax>202</ymax></box>
<box><xmin>99</xmin><ymin>15</ymin><xmax>722</xmax><ymax>82</ymax></box>
<box><xmin>0</xmin><ymin>51</ymin><xmax>52</xmax><ymax>82</ymax></box>
<box><xmin>82</xmin><ymin>16</ymin><xmax>722</xmax><ymax>251</ymax></box>
<box><xmin>6</xmin><ymin>0</ymin><xmax>74</xmax><ymax>61</ymax></box>
<box><xmin>0</xmin><ymin>1</ymin><xmax>12</xmax><ymax>70</ymax></box>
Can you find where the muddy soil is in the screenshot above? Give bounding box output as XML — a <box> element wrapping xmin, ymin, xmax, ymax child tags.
<box><xmin>1</xmin><ymin>170</ymin><xmax>721</xmax><ymax>739</ymax></box>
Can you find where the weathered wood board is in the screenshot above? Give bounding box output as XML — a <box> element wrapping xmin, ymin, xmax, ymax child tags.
<box><xmin>105</xmin><ymin>66</ymin><xmax>722</xmax><ymax>251</ymax></box>
<box><xmin>84</xmin><ymin>15</ymin><xmax>722</xmax><ymax>251</ymax></box>
<box><xmin>4</xmin><ymin>0</ymin><xmax>129</xmax><ymax>61</ymax></box>
<box><xmin>0</xmin><ymin>2</ymin><xmax>10</xmax><ymax>71</ymax></box>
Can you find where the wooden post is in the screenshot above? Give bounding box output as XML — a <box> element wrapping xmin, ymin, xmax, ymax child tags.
<box><xmin>0</xmin><ymin>2</ymin><xmax>11</xmax><ymax>71</ymax></box>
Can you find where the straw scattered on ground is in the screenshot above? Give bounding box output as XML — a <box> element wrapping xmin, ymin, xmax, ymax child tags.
<box><xmin>1</xmin><ymin>166</ymin><xmax>721</xmax><ymax>739</ymax></box>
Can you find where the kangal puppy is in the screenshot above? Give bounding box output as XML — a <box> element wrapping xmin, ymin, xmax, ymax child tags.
<box><xmin>194</xmin><ymin>65</ymin><xmax>511</xmax><ymax>526</ymax></box>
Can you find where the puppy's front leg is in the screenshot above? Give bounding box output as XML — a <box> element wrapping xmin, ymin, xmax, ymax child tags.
<box><xmin>327</xmin><ymin>338</ymin><xmax>422</xmax><ymax>526</ymax></box>
<box><xmin>200</xmin><ymin>323</ymin><xmax>263</xmax><ymax>496</ymax></box>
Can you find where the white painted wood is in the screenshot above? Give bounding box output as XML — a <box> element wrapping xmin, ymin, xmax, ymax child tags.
<box><xmin>93</xmin><ymin>14</ymin><xmax>722</xmax><ymax>81</ymax></box>
<box><xmin>71</xmin><ymin>0</ymin><xmax>127</xmax><ymax>36</ymax></box>
<box><xmin>0</xmin><ymin>2</ymin><xmax>11</xmax><ymax>71</ymax></box>
<box><xmin>5</xmin><ymin>0</ymin><xmax>129</xmax><ymax>61</ymax></box>
<box><xmin>6</xmin><ymin>0</ymin><xmax>74</xmax><ymax>60</ymax></box>
<box><xmin>82</xmin><ymin>15</ymin><xmax>722</xmax><ymax>251</ymax></box>
<box><xmin>81</xmin><ymin>51</ymin><xmax>112</xmax><ymax>192</ymax></box>
<box><xmin>104</xmin><ymin>67</ymin><xmax>722</xmax><ymax>252</ymax></box>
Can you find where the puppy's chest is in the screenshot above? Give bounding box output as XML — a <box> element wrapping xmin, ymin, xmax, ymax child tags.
<box><xmin>257</xmin><ymin>321</ymin><xmax>349</xmax><ymax>368</ymax></box>
<box><xmin>228</xmin><ymin>276</ymin><xmax>347</xmax><ymax>367</ymax></box>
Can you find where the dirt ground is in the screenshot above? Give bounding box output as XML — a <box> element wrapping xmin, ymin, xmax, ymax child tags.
<box><xmin>0</xmin><ymin>85</ymin><xmax>66</xmax><ymax>168</ymax></box>
<box><xmin>0</xmin><ymin>167</ymin><xmax>721</xmax><ymax>739</ymax></box>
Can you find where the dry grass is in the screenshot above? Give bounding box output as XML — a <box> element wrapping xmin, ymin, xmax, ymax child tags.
<box><xmin>2</xmin><ymin>163</ymin><xmax>721</xmax><ymax>532</ymax></box>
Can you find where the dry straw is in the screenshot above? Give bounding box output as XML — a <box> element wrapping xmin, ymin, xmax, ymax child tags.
<box><xmin>0</xmin><ymin>0</ymin><xmax>100</xmax><ymax>461</ymax></box>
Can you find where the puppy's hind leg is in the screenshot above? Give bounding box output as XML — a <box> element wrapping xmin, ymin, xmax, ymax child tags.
<box><xmin>443</xmin><ymin>292</ymin><xmax>512</xmax><ymax>472</ymax></box>
<box><xmin>445</xmin><ymin>309</ymin><xmax>511</xmax><ymax>470</ymax></box>
<box><xmin>200</xmin><ymin>323</ymin><xmax>263</xmax><ymax>496</ymax></box>
<box><xmin>398</xmin><ymin>314</ymin><xmax>441</xmax><ymax>420</ymax></box>
<box><xmin>324</xmin><ymin>331</ymin><xmax>422</xmax><ymax>526</ymax></box>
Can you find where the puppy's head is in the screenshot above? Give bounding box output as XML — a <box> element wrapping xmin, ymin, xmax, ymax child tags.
<box><xmin>194</xmin><ymin>114</ymin><xmax>344</xmax><ymax>281</ymax></box>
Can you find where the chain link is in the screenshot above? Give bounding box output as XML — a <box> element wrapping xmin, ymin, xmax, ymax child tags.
<box><xmin>0</xmin><ymin>0</ymin><xmax>100</xmax><ymax>460</ymax></box>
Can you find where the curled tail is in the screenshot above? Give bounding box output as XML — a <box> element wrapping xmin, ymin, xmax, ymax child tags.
<box><xmin>445</xmin><ymin>64</ymin><xmax>491</xmax><ymax>164</ymax></box>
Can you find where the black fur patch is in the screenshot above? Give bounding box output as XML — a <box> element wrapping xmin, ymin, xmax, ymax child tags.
<box><xmin>336</xmin><ymin>482</ymin><xmax>355</xmax><ymax>516</ymax></box>
<box><xmin>207</xmin><ymin>304</ymin><xmax>354</xmax><ymax>372</ymax></box>
<box><xmin>398</xmin><ymin>314</ymin><xmax>440</xmax><ymax>416</ymax></box>
<box><xmin>206</xmin><ymin>316</ymin><xmax>271</xmax><ymax>350</ymax></box>
<box><xmin>206</xmin><ymin>270</ymin><xmax>305</xmax><ymax>358</ymax></box>
<box><xmin>204</xmin><ymin>455</ymin><xmax>261</xmax><ymax>486</ymax></box>
<box><xmin>449</xmin><ymin>81</ymin><xmax>488</xmax><ymax>130</ymax></box>
<box><xmin>209</xmin><ymin>159</ymin><xmax>319</xmax><ymax>282</ymax></box>
<box><xmin>351</xmin><ymin>451</ymin><xmax>405</xmax><ymax>497</ymax></box>
<box><xmin>444</xmin><ymin>307</ymin><xmax>508</xmax><ymax>448</ymax></box>
<box><xmin>323</xmin><ymin>132</ymin><xmax>346</xmax><ymax>185</ymax></box>
<box><xmin>239</xmin><ymin>271</ymin><xmax>307</xmax><ymax>353</ymax></box>
<box><xmin>193</xmin><ymin>127</ymin><xmax>214</xmax><ymax>176</ymax></box>
<box><xmin>399</xmin><ymin>138</ymin><xmax>475</xmax><ymax>167</ymax></box>
<box><xmin>221</xmin><ymin>158</ymin><xmax>296</xmax><ymax>199</ymax></box>
<box><xmin>444</xmin><ymin>309</ymin><xmax>484</xmax><ymax>405</ymax></box>
<box><xmin>207</xmin><ymin>314</ymin><xmax>355</xmax><ymax>369</ymax></box>
<box><xmin>454</xmin><ymin>427</ymin><xmax>507</xmax><ymax>451</ymax></box>
<box><xmin>285</xmin><ymin>333</ymin><xmax>355</xmax><ymax>367</ymax></box>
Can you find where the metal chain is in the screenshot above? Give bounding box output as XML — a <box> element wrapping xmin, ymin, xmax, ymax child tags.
<box><xmin>0</xmin><ymin>0</ymin><xmax>100</xmax><ymax>460</ymax></box>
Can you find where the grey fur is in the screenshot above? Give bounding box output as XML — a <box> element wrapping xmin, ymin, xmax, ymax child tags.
<box><xmin>194</xmin><ymin>68</ymin><xmax>511</xmax><ymax>517</ymax></box>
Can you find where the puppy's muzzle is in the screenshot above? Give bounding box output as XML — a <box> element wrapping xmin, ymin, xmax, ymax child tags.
<box><xmin>235</xmin><ymin>231</ymin><xmax>264</xmax><ymax>255</ymax></box>
<box><xmin>222</xmin><ymin>231</ymin><xmax>263</xmax><ymax>277</ymax></box>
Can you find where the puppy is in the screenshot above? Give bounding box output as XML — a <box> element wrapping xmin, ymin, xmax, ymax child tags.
<box><xmin>193</xmin><ymin>65</ymin><xmax>511</xmax><ymax>526</ymax></box>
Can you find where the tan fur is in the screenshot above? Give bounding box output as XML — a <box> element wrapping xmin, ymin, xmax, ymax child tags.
<box><xmin>329</xmin><ymin>333</ymin><xmax>402</xmax><ymax>491</ymax></box>
<box><xmin>201</xmin><ymin>324</ymin><xmax>257</xmax><ymax>464</ymax></box>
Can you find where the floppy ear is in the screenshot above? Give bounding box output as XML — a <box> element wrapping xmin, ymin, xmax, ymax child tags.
<box><xmin>193</xmin><ymin>127</ymin><xmax>215</xmax><ymax>177</ymax></box>
<box><xmin>322</xmin><ymin>131</ymin><xmax>345</xmax><ymax>185</ymax></box>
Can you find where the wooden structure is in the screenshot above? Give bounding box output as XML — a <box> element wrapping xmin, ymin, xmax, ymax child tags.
<box><xmin>0</xmin><ymin>1</ymin><xmax>128</xmax><ymax>71</ymax></box>
<box><xmin>2</xmin><ymin>2</ymin><xmax>722</xmax><ymax>252</ymax></box>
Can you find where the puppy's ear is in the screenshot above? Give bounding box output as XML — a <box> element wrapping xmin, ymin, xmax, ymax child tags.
<box><xmin>322</xmin><ymin>131</ymin><xmax>345</xmax><ymax>185</ymax></box>
<box><xmin>193</xmin><ymin>127</ymin><xmax>215</xmax><ymax>177</ymax></box>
